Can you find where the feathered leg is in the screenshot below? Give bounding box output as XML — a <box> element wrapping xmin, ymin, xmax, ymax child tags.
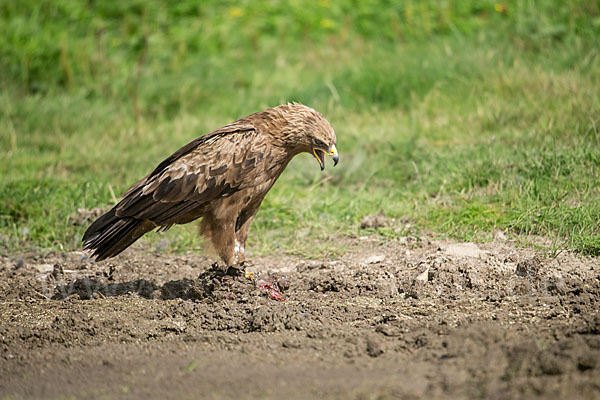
<box><xmin>234</xmin><ymin>215</ymin><xmax>254</xmax><ymax>264</ymax></box>
<box><xmin>200</xmin><ymin>214</ymin><xmax>241</xmax><ymax>274</ymax></box>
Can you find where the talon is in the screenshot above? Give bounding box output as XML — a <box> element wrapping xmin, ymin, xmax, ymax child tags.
<box><xmin>224</xmin><ymin>261</ymin><xmax>245</xmax><ymax>276</ymax></box>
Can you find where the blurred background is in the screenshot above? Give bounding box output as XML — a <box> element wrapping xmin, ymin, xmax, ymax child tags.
<box><xmin>1</xmin><ymin>0</ymin><xmax>599</xmax><ymax>257</ymax></box>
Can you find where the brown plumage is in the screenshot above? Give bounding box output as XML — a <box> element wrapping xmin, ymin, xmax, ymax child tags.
<box><xmin>82</xmin><ymin>103</ymin><xmax>338</xmax><ymax>271</ymax></box>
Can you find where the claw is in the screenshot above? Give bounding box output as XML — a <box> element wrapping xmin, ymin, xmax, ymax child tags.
<box><xmin>224</xmin><ymin>261</ymin><xmax>245</xmax><ymax>276</ymax></box>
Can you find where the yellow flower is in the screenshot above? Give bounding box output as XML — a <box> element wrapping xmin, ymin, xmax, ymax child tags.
<box><xmin>319</xmin><ymin>0</ymin><xmax>330</xmax><ymax>7</ymax></box>
<box><xmin>228</xmin><ymin>7</ymin><xmax>244</xmax><ymax>18</ymax></box>
<box><xmin>494</xmin><ymin>3</ymin><xmax>507</xmax><ymax>14</ymax></box>
<box><xmin>320</xmin><ymin>18</ymin><xmax>334</xmax><ymax>29</ymax></box>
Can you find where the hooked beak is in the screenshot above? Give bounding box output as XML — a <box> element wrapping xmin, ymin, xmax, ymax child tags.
<box><xmin>312</xmin><ymin>144</ymin><xmax>339</xmax><ymax>171</ymax></box>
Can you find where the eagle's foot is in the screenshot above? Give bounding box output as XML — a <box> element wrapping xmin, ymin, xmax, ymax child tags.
<box><xmin>206</xmin><ymin>261</ymin><xmax>244</xmax><ymax>276</ymax></box>
<box><xmin>223</xmin><ymin>261</ymin><xmax>245</xmax><ymax>276</ymax></box>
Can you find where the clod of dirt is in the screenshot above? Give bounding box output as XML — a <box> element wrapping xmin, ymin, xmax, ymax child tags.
<box><xmin>577</xmin><ymin>353</ymin><xmax>598</xmax><ymax>371</ymax></box>
<box><xmin>404</xmin><ymin>283</ymin><xmax>421</xmax><ymax>300</ymax></box>
<box><xmin>308</xmin><ymin>272</ymin><xmax>350</xmax><ymax>293</ymax></box>
<box><xmin>161</xmin><ymin>278</ymin><xmax>209</xmax><ymax>300</ymax></box>
<box><xmin>588</xmin><ymin>313</ymin><xmax>600</xmax><ymax>335</ymax></box>
<box><xmin>516</xmin><ymin>257</ymin><xmax>542</xmax><ymax>277</ymax></box>
<box><xmin>360</xmin><ymin>214</ymin><xmax>392</xmax><ymax>229</ymax></box>
<box><xmin>537</xmin><ymin>351</ymin><xmax>564</xmax><ymax>376</ymax></box>
<box><xmin>546</xmin><ymin>276</ymin><xmax>568</xmax><ymax>295</ymax></box>
<box><xmin>249</xmin><ymin>305</ymin><xmax>292</xmax><ymax>332</ymax></box>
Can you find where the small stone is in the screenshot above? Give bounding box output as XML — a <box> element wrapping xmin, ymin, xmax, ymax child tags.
<box><xmin>494</xmin><ymin>230</ymin><xmax>508</xmax><ymax>241</ymax></box>
<box><xmin>375</xmin><ymin>276</ymin><xmax>398</xmax><ymax>298</ymax></box>
<box><xmin>375</xmin><ymin>325</ymin><xmax>402</xmax><ymax>337</ymax></box>
<box><xmin>366</xmin><ymin>335</ymin><xmax>384</xmax><ymax>358</ymax></box>
<box><xmin>445</xmin><ymin>243</ymin><xmax>483</xmax><ymax>258</ymax></box>
<box><xmin>155</xmin><ymin>239</ymin><xmax>169</xmax><ymax>252</ymax></box>
<box><xmin>52</xmin><ymin>263</ymin><xmax>64</xmax><ymax>279</ymax></box>
<box><xmin>415</xmin><ymin>267</ymin><xmax>429</xmax><ymax>282</ymax></box>
<box><xmin>365</xmin><ymin>255</ymin><xmax>385</xmax><ymax>264</ymax></box>
<box><xmin>466</xmin><ymin>270</ymin><xmax>484</xmax><ymax>288</ymax></box>
<box><xmin>273</xmin><ymin>275</ymin><xmax>290</xmax><ymax>292</ymax></box>
<box><xmin>13</xmin><ymin>256</ymin><xmax>25</xmax><ymax>269</ymax></box>
<box><xmin>282</xmin><ymin>340</ymin><xmax>302</xmax><ymax>349</ymax></box>
<box><xmin>34</xmin><ymin>264</ymin><xmax>54</xmax><ymax>273</ymax></box>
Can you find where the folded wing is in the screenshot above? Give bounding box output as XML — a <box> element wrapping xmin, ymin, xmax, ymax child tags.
<box><xmin>82</xmin><ymin>122</ymin><xmax>272</xmax><ymax>260</ymax></box>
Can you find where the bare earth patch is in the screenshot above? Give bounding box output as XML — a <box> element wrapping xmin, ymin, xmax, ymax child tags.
<box><xmin>1</xmin><ymin>235</ymin><xmax>599</xmax><ymax>399</ymax></box>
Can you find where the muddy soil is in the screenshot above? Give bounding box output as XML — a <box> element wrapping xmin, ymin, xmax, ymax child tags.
<box><xmin>1</xmin><ymin>234</ymin><xmax>599</xmax><ymax>399</ymax></box>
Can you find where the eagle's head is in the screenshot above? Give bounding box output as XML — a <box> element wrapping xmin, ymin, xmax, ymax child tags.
<box><xmin>275</xmin><ymin>103</ymin><xmax>339</xmax><ymax>171</ymax></box>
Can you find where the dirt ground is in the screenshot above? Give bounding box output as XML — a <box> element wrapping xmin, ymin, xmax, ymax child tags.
<box><xmin>1</xmin><ymin>231</ymin><xmax>599</xmax><ymax>399</ymax></box>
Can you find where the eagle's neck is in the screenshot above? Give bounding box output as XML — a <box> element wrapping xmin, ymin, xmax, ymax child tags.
<box><xmin>253</xmin><ymin>108</ymin><xmax>310</xmax><ymax>157</ymax></box>
<box><xmin>267</xmin><ymin>140</ymin><xmax>299</xmax><ymax>170</ymax></box>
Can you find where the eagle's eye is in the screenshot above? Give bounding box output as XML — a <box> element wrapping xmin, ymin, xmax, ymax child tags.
<box><xmin>314</xmin><ymin>139</ymin><xmax>327</xmax><ymax>150</ymax></box>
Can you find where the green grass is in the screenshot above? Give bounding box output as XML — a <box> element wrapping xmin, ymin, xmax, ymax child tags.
<box><xmin>1</xmin><ymin>0</ymin><xmax>600</xmax><ymax>257</ymax></box>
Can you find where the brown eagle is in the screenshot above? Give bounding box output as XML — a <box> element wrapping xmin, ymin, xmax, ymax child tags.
<box><xmin>82</xmin><ymin>103</ymin><xmax>338</xmax><ymax>272</ymax></box>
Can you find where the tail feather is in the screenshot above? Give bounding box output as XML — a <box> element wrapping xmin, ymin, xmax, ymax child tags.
<box><xmin>82</xmin><ymin>206</ymin><xmax>154</xmax><ymax>261</ymax></box>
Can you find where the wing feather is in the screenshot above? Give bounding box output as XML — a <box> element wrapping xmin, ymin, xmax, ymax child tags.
<box><xmin>114</xmin><ymin>123</ymin><xmax>271</xmax><ymax>226</ymax></box>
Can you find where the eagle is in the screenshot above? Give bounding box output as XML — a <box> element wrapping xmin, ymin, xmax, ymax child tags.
<box><xmin>82</xmin><ymin>103</ymin><xmax>338</xmax><ymax>273</ymax></box>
